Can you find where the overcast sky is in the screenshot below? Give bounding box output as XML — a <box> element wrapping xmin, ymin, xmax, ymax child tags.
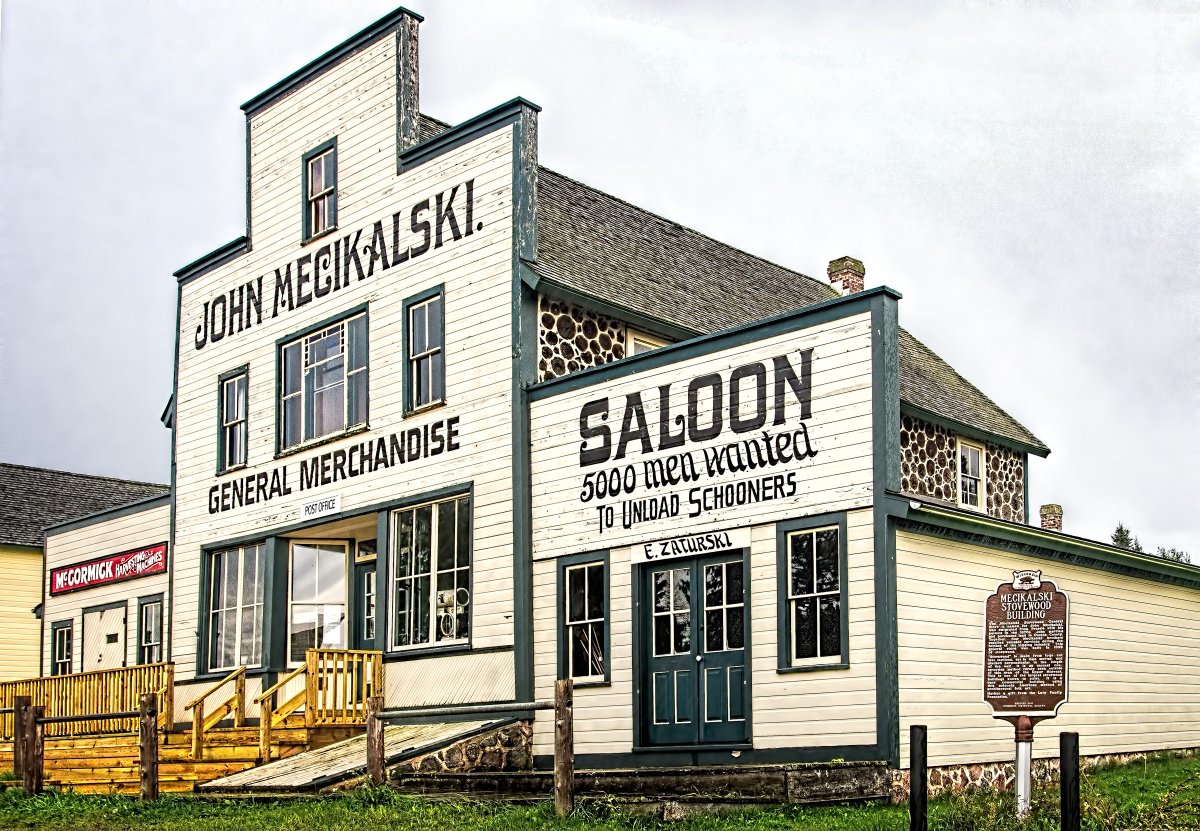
<box><xmin>0</xmin><ymin>1</ymin><xmax>1195</xmax><ymax>554</ymax></box>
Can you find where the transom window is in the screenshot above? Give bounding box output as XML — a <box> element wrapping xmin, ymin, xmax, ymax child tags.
<box><xmin>786</xmin><ymin>526</ymin><xmax>841</xmax><ymax>663</ymax></box>
<box><xmin>565</xmin><ymin>562</ymin><xmax>606</xmax><ymax>681</ymax></box>
<box><xmin>958</xmin><ymin>439</ymin><xmax>985</xmax><ymax>511</ymax></box>
<box><xmin>390</xmin><ymin>495</ymin><xmax>470</xmax><ymax>650</ymax></box>
<box><xmin>208</xmin><ymin>543</ymin><xmax>266</xmax><ymax>671</ymax></box>
<box><xmin>138</xmin><ymin>599</ymin><xmax>163</xmax><ymax>664</ymax></box>
<box><xmin>219</xmin><ymin>370</ymin><xmax>248</xmax><ymax>471</ymax></box>
<box><xmin>303</xmin><ymin>141</ymin><xmax>336</xmax><ymax>240</ymax></box>
<box><xmin>280</xmin><ymin>311</ymin><xmax>367</xmax><ymax>450</ymax></box>
<box><xmin>405</xmin><ymin>290</ymin><xmax>444</xmax><ymax>412</ymax></box>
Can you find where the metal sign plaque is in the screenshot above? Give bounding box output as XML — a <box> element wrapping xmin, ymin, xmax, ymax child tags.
<box><xmin>983</xmin><ymin>570</ymin><xmax>1069</xmax><ymax>717</ymax></box>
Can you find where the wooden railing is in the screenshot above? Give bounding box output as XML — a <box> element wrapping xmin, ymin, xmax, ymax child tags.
<box><xmin>254</xmin><ymin>648</ymin><xmax>383</xmax><ymax>761</ymax></box>
<box><xmin>0</xmin><ymin>663</ymin><xmax>173</xmax><ymax>738</ymax></box>
<box><xmin>183</xmin><ymin>666</ymin><xmax>246</xmax><ymax>759</ymax></box>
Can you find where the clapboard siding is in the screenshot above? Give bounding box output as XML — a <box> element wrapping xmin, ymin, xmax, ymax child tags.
<box><xmin>0</xmin><ymin>546</ymin><xmax>42</xmax><ymax>681</ymax></box>
<box><xmin>896</xmin><ymin>530</ymin><xmax>1200</xmax><ymax>768</ymax></box>
<box><xmin>41</xmin><ymin>503</ymin><xmax>171</xmax><ymax>676</ymax></box>
<box><xmin>173</xmin><ymin>25</ymin><xmax>520</xmax><ymax>694</ymax></box>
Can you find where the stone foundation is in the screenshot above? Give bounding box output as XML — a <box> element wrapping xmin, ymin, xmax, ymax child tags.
<box><xmin>386</xmin><ymin>722</ymin><xmax>533</xmax><ymax>776</ymax></box>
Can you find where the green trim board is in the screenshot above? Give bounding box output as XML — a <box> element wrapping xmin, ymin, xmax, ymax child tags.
<box><xmin>401</xmin><ymin>283</ymin><xmax>445</xmax><ymax>415</ymax></box>
<box><xmin>555</xmin><ymin>550</ymin><xmax>611</xmax><ymax>686</ymax></box>
<box><xmin>528</xmin><ymin>286</ymin><xmax>902</xmax><ymax>401</ymax></box>
<box><xmin>42</xmin><ymin>493</ymin><xmax>170</xmax><ymax>536</ymax></box>
<box><xmin>533</xmin><ymin>743</ymin><xmax>884</xmax><ymax>771</ymax></box>
<box><xmin>398</xmin><ymin>97</ymin><xmax>542</xmax><ymax>174</ymax></box>
<box><xmin>774</xmin><ymin>513</ymin><xmax>850</xmax><ymax>673</ymax></box>
<box><xmin>300</xmin><ymin>137</ymin><xmax>338</xmax><ymax>244</ymax></box>
<box><xmin>901</xmin><ymin>402</ymin><xmax>1050</xmax><ymax>459</ymax></box>
<box><xmin>174</xmin><ymin>236</ymin><xmax>250</xmax><ymax>284</ymax></box>
<box><xmin>241</xmin><ymin>7</ymin><xmax>425</xmax><ymax>115</ymax></box>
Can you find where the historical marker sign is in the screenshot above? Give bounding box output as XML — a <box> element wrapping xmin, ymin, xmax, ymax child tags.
<box><xmin>983</xmin><ymin>570</ymin><xmax>1069</xmax><ymax>717</ymax></box>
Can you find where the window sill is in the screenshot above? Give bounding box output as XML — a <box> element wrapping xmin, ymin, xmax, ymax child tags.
<box><xmin>276</xmin><ymin>423</ymin><xmax>370</xmax><ymax>460</ymax></box>
<box><xmin>302</xmin><ymin>225</ymin><xmax>338</xmax><ymax>246</ymax></box>
<box><xmin>403</xmin><ymin>399</ymin><xmax>446</xmax><ymax>419</ymax></box>
<box><xmin>632</xmin><ymin>742</ymin><xmax>753</xmax><ymax>753</ymax></box>
<box><xmin>776</xmin><ymin>660</ymin><xmax>850</xmax><ymax>674</ymax></box>
<box><xmin>568</xmin><ymin>678</ymin><xmax>611</xmax><ymax>689</ymax></box>
<box><xmin>216</xmin><ymin>462</ymin><xmax>249</xmax><ymax>479</ymax></box>
<box><xmin>194</xmin><ymin>666</ymin><xmax>270</xmax><ymax>683</ymax></box>
<box><xmin>384</xmin><ymin>641</ymin><xmax>471</xmax><ymax>661</ymax></box>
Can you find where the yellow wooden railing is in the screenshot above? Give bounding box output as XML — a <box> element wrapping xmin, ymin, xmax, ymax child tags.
<box><xmin>0</xmin><ymin>663</ymin><xmax>174</xmax><ymax>738</ymax></box>
<box><xmin>183</xmin><ymin>666</ymin><xmax>246</xmax><ymax>760</ymax></box>
<box><xmin>254</xmin><ymin>648</ymin><xmax>383</xmax><ymax>761</ymax></box>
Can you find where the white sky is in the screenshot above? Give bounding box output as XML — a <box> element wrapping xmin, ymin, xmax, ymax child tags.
<box><xmin>0</xmin><ymin>1</ymin><xmax>1196</xmax><ymax>554</ymax></box>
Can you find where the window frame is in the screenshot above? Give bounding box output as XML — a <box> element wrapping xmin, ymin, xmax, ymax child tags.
<box><xmin>402</xmin><ymin>285</ymin><xmax>446</xmax><ymax>415</ymax></box>
<box><xmin>206</xmin><ymin>542</ymin><xmax>267</xmax><ymax>673</ymax></box>
<box><xmin>137</xmin><ymin>594</ymin><xmax>164</xmax><ymax>665</ymax></box>
<box><xmin>217</xmin><ymin>365</ymin><xmax>249</xmax><ymax>474</ymax></box>
<box><xmin>286</xmin><ymin>540</ymin><xmax>349</xmax><ymax>667</ymax></box>
<box><xmin>387</xmin><ymin>493</ymin><xmax>472</xmax><ymax>653</ymax></box>
<box><xmin>556</xmin><ymin>550</ymin><xmax>611</xmax><ymax>687</ymax></box>
<box><xmin>775</xmin><ymin>513</ymin><xmax>849</xmax><ymax>673</ymax></box>
<box><xmin>626</xmin><ymin>329</ymin><xmax>670</xmax><ymax>357</ymax></box>
<box><xmin>51</xmin><ymin>619</ymin><xmax>73</xmax><ymax>676</ymax></box>
<box><xmin>301</xmin><ymin>138</ymin><xmax>337</xmax><ymax>242</ymax></box>
<box><xmin>957</xmin><ymin>438</ymin><xmax>987</xmax><ymax>512</ymax></box>
<box><xmin>275</xmin><ymin>305</ymin><xmax>369</xmax><ymax>455</ymax></box>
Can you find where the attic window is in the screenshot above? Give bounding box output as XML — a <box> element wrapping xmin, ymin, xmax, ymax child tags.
<box><xmin>627</xmin><ymin>329</ymin><xmax>669</xmax><ymax>356</ymax></box>
<box><xmin>303</xmin><ymin>139</ymin><xmax>337</xmax><ymax>241</ymax></box>
<box><xmin>957</xmin><ymin>439</ymin><xmax>986</xmax><ymax>511</ymax></box>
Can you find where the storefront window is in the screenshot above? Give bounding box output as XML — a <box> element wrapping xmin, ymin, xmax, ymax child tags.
<box><xmin>390</xmin><ymin>495</ymin><xmax>470</xmax><ymax>649</ymax></box>
<box><xmin>289</xmin><ymin>542</ymin><xmax>347</xmax><ymax>664</ymax></box>
<box><xmin>209</xmin><ymin>543</ymin><xmax>265</xmax><ymax>671</ymax></box>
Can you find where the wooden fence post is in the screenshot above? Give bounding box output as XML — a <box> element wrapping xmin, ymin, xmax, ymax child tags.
<box><xmin>366</xmin><ymin>696</ymin><xmax>384</xmax><ymax>785</ymax></box>
<box><xmin>259</xmin><ymin>697</ymin><xmax>273</xmax><ymax>764</ymax></box>
<box><xmin>234</xmin><ymin>671</ymin><xmax>246</xmax><ymax>728</ymax></box>
<box><xmin>139</xmin><ymin>693</ymin><xmax>159</xmax><ymax>801</ymax></box>
<box><xmin>23</xmin><ymin>705</ymin><xmax>43</xmax><ymax>795</ymax></box>
<box><xmin>553</xmin><ymin>679</ymin><xmax>575</xmax><ymax>817</ymax></box>
<box><xmin>12</xmin><ymin>696</ymin><xmax>29</xmax><ymax>779</ymax></box>
<box><xmin>1060</xmin><ymin>732</ymin><xmax>1080</xmax><ymax>831</ymax></box>
<box><xmin>909</xmin><ymin>725</ymin><xmax>927</xmax><ymax>831</ymax></box>
<box><xmin>191</xmin><ymin>699</ymin><xmax>204</xmax><ymax>760</ymax></box>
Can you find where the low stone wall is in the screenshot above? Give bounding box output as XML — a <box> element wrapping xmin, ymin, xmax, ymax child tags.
<box><xmin>890</xmin><ymin>747</ymin><xmax>1200</xmax><ymax>803</ymax></box>
<box><xmin>387</xmin><ymin>721</ymin><xmax>533</xmax><ymax>776</ymax></box>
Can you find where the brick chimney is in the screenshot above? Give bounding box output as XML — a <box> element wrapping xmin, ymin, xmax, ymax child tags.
<box><xmin>828</xmin><ymin>256</ymin><xmax>865</xmax><ymax>295</ymax></box>
<box><xmin>1039</xmin><ymin>504</ymin><xmax>1063</xmax><ymax>532</ymax></box>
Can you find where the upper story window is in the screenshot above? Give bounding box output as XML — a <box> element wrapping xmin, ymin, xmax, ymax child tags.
<box><xmin>302</xmin><ymin>139</ymin><xmax>337</xmax><ymax>241</ymax></box>
<box><xmin>404</xmin><ymin>288</ymin><xmax>444</xmax><ymax>413</ymax></box>
<box><xmin>218</xmin><ymin>368</ymin><xmax>248</xmax><ymax>472</ymax></box>
<box><xmin>957</xmin><ymin>439</ymin><xmax>986</xmax><ymax>511</ymax></box>
<box><xmin>280</xmin><ymin>310</ymin><xmax>368</xmax><ymax>451</ymax></box>
<box><xmin>627</xmin><ymin>329</ymin><xmax>669</xmax><ymax>356</ymax></box>
<box><xmin>138</xmin><ymin>597</ymin><xmax>164</xmax><ymax>664</ymax></box>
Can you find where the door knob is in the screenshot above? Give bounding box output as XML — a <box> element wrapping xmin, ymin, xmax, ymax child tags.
<box><xmin>695</xmin><ymin>654</ymin><xmax>703</xmax><ymax>663</ymax></box>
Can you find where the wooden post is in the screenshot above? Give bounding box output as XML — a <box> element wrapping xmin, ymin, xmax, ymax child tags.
<box><xmin>1060</xmin><ymin>731</ymin><xmax>1080</xmax><ymax>831</ymax></box>
<box><xmin>12</xmin><ymin>696</ymin><xmax>29</xmax><ymax>779</ymax></box>
<box><xmin>259</xmin><ymin>699</ymin><xmax>272</xmax><ymax>763</ymax></box>
<box><xmin>234</xmin><ymin>670</ymin><xmax>246</xmax><ymax>727</ymax></box>
<box><xmin>139</xmin><ymin>693</ymin><xmax>159</xmax><ymax>801</ymax></box>
<box><xmin>305</xmin><ymin>651</ymin><xmax>317</xmax><ymax>729</ymax></box>
<box><xmin>22</xmin><ymin>705</ymin><xmax>43</xmax><ymax>795</ymax></box>
<box><xmin>909</xmin><ymin>725</ymin><xmax>927</xmax><ymax>831</ymax></box>
<box><xmin>553</xmin><ymin>679</ymin><xmax>575</xmax><ymax>817</ymax></box>
<box><xmin>191</xmin><ymin>699</ymin><xmax>204</xmax><ymax>760</ymax></box>
<box><xmin>366</xmin><ymin>696</ymin><xmax>385</xmax><ymax>785</ymax></box>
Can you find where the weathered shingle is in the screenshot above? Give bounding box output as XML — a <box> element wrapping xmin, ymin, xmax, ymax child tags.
<box><xmin>0</xmin><ymin>464</ymin><xmax>169</xmax><ymax>548</ymax></box>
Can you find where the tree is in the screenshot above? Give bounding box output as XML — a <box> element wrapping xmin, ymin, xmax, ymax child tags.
<box><xmin>1155</xmin><ymin>547</ymin><xmax>1192</xmax><ymax>564</ymax></box>
<box><xmin>1111</xmin><ymin>523</ymin><xmax>1143</xmax><ymax>553</ymax></box>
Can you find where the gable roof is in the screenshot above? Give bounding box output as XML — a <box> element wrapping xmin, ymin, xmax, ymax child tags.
<box><xmin>0</xmin><ymin>464</ymin><xmax>169</xmax><ymax>549</ymax></box>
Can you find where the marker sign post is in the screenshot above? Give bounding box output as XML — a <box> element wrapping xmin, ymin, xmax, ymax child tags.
<box><xmin>983</xmin><ymin>570</ymin><xmax>1069</xmax><ymax>817</ymax></box>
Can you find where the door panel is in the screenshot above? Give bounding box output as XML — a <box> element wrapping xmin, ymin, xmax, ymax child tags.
<box><xmin>642</xmin><ymin>553</ymin><xmax>748</xmax><ymax>746</ymax></box>
<box><xmin>354</xmin><ymin>562</ymin><xmax>377</xmax><ymax>651</ymax></box>
<box><xmin>82</xmin><ymin>606</ymin><xmax>126</xmax><ymax>671</ymax></box>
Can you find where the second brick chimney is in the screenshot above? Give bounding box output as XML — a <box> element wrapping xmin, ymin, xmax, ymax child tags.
<box><xmin>1039</xmin><ymin>504</ymin><xmax>1063</xmax><ymax>532</ymax></box>
<box><xmin>828</xmin><ymin>256</ymin><xmax>865</xmax><ymax>295</ymax></box>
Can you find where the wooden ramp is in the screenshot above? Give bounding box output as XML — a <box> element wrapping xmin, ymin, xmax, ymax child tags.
<box><xmin>200</xmin><ymin>719</ymin><xmax>510</xmax><ymax>793</ymax></box>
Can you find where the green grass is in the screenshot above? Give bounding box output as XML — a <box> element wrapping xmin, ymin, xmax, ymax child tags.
<box><xmin>0</xmin><ymin>753</ymin><xmax>1196</xmax><ymax>831</ymax></box>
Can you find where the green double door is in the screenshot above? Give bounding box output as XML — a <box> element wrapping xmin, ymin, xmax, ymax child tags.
<box><xmin>641</xmin><ymin>553</ymin><xmax>749</xmax><ymax>747</ymax></box>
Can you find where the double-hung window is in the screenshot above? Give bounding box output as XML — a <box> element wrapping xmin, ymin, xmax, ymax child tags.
<box><xmin>390</xmin><ymin>495</ymin><xmax>470</xmax><ymax>650</ymax></box>
<box><xmin>218</xmin><ymin>368</ymin><xmax>248</xmax><ymax>471</ymax></box>
<box><xmin>957</xmin><ymin>439</ymin><xmax>985</xmax><ymax>511</ymax></box>
<box><xmin>404</xmin><ymin>288</ymin><xmax>444</xmax><ymax>412</ymax></box>
<box><xmin>138</xmin><ymin>597</ymin><xmax>163</xmax><ymax>664</ymax></box>
<box><xmin>51</xmin><ymin>621</ymin><xmax>73</xmax><ymax>676</ymax></box>
<box><xmin>280</xmin><ymin>311</ymin><xmax>367</xmax><ymax>450</ymax></box>
<box><xmin>561</xmin><ymin>557</ymin><xmax>608</xmax><ymax>683</ymax></box>
<box><xmin>780</xmin><ymin>521</ymin><xmax>846</xmax><ymax>668</ymax></box>
<box><xmin>208</xmin><ymin>543</ymin><xmax>266</xmax><ymax>671</ymax></box>
<box><xmin>303</xmin><ymin>139</ymin><xmax>336</xmax><ymax>240</ymax></box>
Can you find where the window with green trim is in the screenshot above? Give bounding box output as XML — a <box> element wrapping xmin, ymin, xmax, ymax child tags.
<box><xmin>219</xmin><ymin>369</ymin><xmax>248</xmax><ymax>471</ymax></box>
<box><xmin>303</xmin><ymin>139</ymin><xmax>336</xmax><ymax>240</ymax></box>
<box><xmin>51</xmin><ymin>620</ymin><xmax>73</xmax><ymax>676</ymax></box>
<box><xmin>563</xmin><ymin>559</ymin><xmax>607</xmax><ymax>682</ymax></box>
<box><xmin>780</xmin><ymin>523</ymin><xmax>847</xmax><ymax>668</ymax></box>
<box><xmin>138</xmin><ymin>597</ymin><xmax>164</xmax><ymax>664</ymax></box>
<box><xmin>280</xmin><ymin>311</ymin><xmax>367</xmax><ymax>450</ymax></box>
<box><xmin>389</xmin><ymin>495</ymin><xmax>471</xmax><ymax>650</ymax></box>
<box><xmin>208</xmin><ymin>543</ymin><xmax>266</xmax><ymax>671</ymax></box>
<box><xmin>404</xmin><ymin>289</ymin><xmax>444</xmax><ymax>412</ymax></box>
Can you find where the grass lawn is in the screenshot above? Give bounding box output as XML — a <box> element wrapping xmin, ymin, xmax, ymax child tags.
<box><xmin>0</xmin><ymin>753</ymin><xmax>1196</xmax><ymax>831</ymax></box>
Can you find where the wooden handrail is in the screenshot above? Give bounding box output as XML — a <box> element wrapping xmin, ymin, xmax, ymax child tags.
<box><xmin>254</xmin><ymin>663</ymin><xmax>305</xmax><ymax>704</ymax></box>
<box><xmin>185</xmin><ymin>666</ymin><xmax>246</xmax><ymax>760</ymax></box>
<box><xmin>184</xmin><ymin>666</ymin><xmax>245</xmax><ymax>711</ymax></box>
<box><xmin>0</xmin><ymin>663</ymin><xmax>173</xmax><ymax>738</ymax></box>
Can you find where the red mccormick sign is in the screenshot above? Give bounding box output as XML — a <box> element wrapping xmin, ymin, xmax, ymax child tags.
<box><xmin>49</xmin><ymin>543</ymin><xmax>168</xmax><ymax>596</ymax></box>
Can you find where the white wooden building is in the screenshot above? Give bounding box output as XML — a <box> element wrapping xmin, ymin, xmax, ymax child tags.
<box><xmin>36</xmin><ymin>5</ymin><xmax>1200</xmax><ymax>788</ymax></box>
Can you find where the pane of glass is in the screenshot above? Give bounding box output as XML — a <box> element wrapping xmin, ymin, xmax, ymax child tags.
<box><xmin>250</xmin><ymin>545</ymin><xmax>266</xmax><ymax>603</ymax></box>
<box><xmin>672</xmin><ymin>569</ymin><xmax>690</xmax><ymax>612</ymax></box>
<box><xmin>567</xmin><ymin>568</ymin><xmax>585</xmax><ymax>623</ymax></box>
<box><xmin>585</xmin><ymin>564</ymin><xmax>603</xmax><ymax>620</ymax></box>
<box><xmin>233</xmin><ymin>375</ymin><xmax>247</xmax><ymax>418</ymax></box>
<box><xmin>437</xmin><ymin>500</ymin><xmax>456</xmax><ymax>571</ymax></box>
<box><xmin>393</xmin><ymin>580</ymin><xmax>410</xmax><ymax>647</ymax></box>
<box><xmin>219</xmin><ymin>609</ymin><xmax>237</xmax><ymax>668</ymax></box>
<box><xmin>726</xmin><ymin>563</ymin><xmax>742</xmax><ymax>605</ymax></box>
<box><xmin>283</xmin><ymin>397</ymin><xmax>302</xmax><ymax>448</ymax></box>
<box><xmin>225</xmin><ymin>424</ymin><xmax>243</xmax><ymax>467</ymax></box>
<box><xmin>410</xmin><ymin>305</ymin><xmax>427</xmax><ymax>355</ymax></box>
<box><xmin>819</xmin><ymin>596</ymin><xmax>841</xmax><ymax>658</ymax></box>
<box><xmin>794</xmin><ymin>597</ymin><xmax>817</xmax><ymax>660</ymax></box>
<box><xmin>673</xmin><ymin>612</ymin><xmax>691</xmax><ymax>653</ymax></box>
<box><xmin>290</xmin><ymin>605</ymin><xmax>317</xmax><ymax>663</ymax></box>
<box><xmin>427</xmin><ymin>296</ymin><xmax>442</xmax><ymax>348</ymax></box>
<box><xmin>653</xmin><ymin>571</ymin><xmax>669</xmax><ymax>613</ymax></box>
<box><xmin>347</xmin><ymin>372</ymin><xmax>366</xmax><ymax>427</ymax></box>
<box><xmin>312</xmin><ymin>353</ymin><xmax>344</xmax><ymax>388</ymax></box>
<box><xmin>396</xmin><ymin>511</ymin><xmax>413</xmax><ymax>576</ymax></box>
<box><xmin>316</xmin><ymin>545</ymin><xmax>344</xmax><ymax>603</ymax></box>
<box><xmin>221</xmin><ymin>552</ymin><xmax>238</xmax><ymax>609</ymax></box>
<box><xmin>587</xmin><ymin>621</ymin><xmax>604</xmax><ymax>676</ymax></box>
<box><xmin>653</xmin><ymin>615</ymin><xmax>670</xmax><ymax>656</ymax></box>
<box><xmin>312</xmin><ymin>384</ymin><xmax>345</xmax><ymax>436</ymax></box>
<box><xmin>431</xmin><ymin>350</ymin><xmax>445</xmax><ymax>402</ymax></box>
<box><xmin>414</xmin><ymin>575</ymin><xmax>430</xmax><ymax>644</ymax></box>
<box><xmin>727</xmin><ymin>606</ymin><xmax>745</xmax><ymax>649</ymax></box>
<box><xmin>790</xmin><ymin>533</ymin><xmax>814</xmax><ymax>596</ymax></box>
<box><xmin>321</xmin><ymin>604</ymin><xmax>345</xmax><ymax>647</ymax></box>
<box><xmin>816</xmin><ymin>530</ymin><xmax>839</xmax><ymax>592</ymax></box>
<box><xmin>570</xmin><ymin>626</ymin><xmax>588</xmax><ymax>678</ymax></box>
<box><xmin>240</xmin><ymin>546</ymin><xmax>259</xmax><ymax>605</ymax></box>
<box><xmin>456</xmin><ymin>498</ymin><xmax>470</xmax><ymax>567</ymax></box>
<box><xmin>308</xmin><ymin>329</ymin><xmax>341</xmax><ymax>366</ymax></box>
<box><xmin>962</xmin><ymin>477</ymin><xmax>979</xmax><ymax>506</ymax></box>
<box><xmin>324</xmin><ymin>155</ymin><xmax>335</xmax><ymax>190</ymax></box>
<box><xmin>704</xmin><ymin>564</ymin><xmax>722</xmax><ymax>608</ymax></box>
<box><xmin>415</xmin><ymin>505</ymin><xmax>432</xmax><ymax>574</ymax></box>
<box><xmin>292</xmin><ymin>545</ymin><xmax>317</xmax><ymax>602</ymax></box>
<box><xmin>283</xmin><ymin>343</ymin><xmax>302</xmax><ymax>395</ymax></box>
<box><xmin>705</xmin><ymin>609</ymin><xmax>723</xmax><ymax>652</ymax></box>
<box><xmin>239</xmin><ymin>605</ymin><xmax>258</xmax><ymax>665</ymax></box>
<box><xmin>309</xmin><ymin>156</ymin><xmax>322</xmax><ymax>196</ymax></box>
<box><xmin>347</xmin><ymin>315</ymin><xmax>368</xmax><ymax>371</ymax></box>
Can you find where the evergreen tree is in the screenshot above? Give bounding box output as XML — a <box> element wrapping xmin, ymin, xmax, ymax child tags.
<box><xmin>1155</xmin><ymin>547</ymin><xmax>1192</xmax><ymax>564</ymax></box>
<box><xmin>1110</xmin><ymin>523</ymin><xmax>1144</xmax><ymax>552</ymax></box>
